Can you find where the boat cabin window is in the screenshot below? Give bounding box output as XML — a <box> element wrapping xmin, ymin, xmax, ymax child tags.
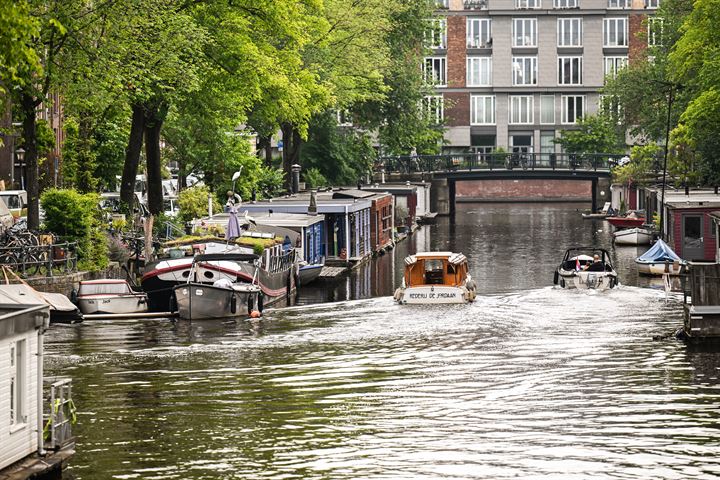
<box><xmin>424</xmin><ymin>259</ymin><xmax>445</xmax><ymax>285</ymax></box>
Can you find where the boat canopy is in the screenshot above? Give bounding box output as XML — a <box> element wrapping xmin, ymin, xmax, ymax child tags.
<box><xmin>636</xmin><ymin>239</ymin><xmax>684</xmax><ymax>264</ymax></box>
<box><xmin>404</xmin><ymin>252</ymin><xmax>467</xmax><ymax>266</ymax></box>
<box><xmin>79</xmin><ymin>281</ymin><xmax>133</xmax><ymax>295</ymax></box>
<box><xmin>192</xmin><ymin>253</ymin><xmax>259</xmax><ymax>263</ymax></box>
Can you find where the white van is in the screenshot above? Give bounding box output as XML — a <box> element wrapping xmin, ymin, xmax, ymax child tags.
<box><xmin>0</xmin><ymin>190</ymin><xmax>27</xmax><ymax>220</ymax></box>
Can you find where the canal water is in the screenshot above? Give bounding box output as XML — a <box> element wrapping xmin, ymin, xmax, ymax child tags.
<box><xmin>46</xmin><ymin>203</ymin><xmax>720</xmax><ymax>479</ymax></box>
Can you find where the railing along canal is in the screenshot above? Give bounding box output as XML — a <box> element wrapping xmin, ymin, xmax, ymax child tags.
<box><xmin>0</xmin><ymin>241</ymin><xmax>78</xmax><ymax>277</ymax></box>
<box><xmin>44</xmin><ymin>378</ymin><xmax>76</xmax><ymax>451</ymax></box>
<box><xmin>378</xmin><ymin>152</ymin><xmax>624</xmax><ymax>174</ymax></box>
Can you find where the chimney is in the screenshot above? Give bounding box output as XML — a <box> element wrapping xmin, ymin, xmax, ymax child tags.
<box><xmin>308</xmin><ymin>190</ymin><xmax>318</xmax><ymax>215</ymax></box>
<box><xmin>291</xmin><ymin>164</ymin><xmax>301</xmax><ymax>194</ymax></box>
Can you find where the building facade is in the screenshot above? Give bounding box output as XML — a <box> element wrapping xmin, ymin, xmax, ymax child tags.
<box><xmin>426</xmin><ymin>0</ymin><xmax>658</xmax><ymax>156</ymax></box>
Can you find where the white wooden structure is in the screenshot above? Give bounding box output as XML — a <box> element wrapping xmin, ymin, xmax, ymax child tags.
<box><xmin>0</xmin><ymin>302</ymin><xmax>49</xmax><ymax>471</ymax></box>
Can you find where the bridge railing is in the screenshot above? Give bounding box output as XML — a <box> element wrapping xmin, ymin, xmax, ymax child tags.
<box><xmin>377</xmin><ymin>153</ymin><xmax>624</xmax><ymax>174</ymax></box>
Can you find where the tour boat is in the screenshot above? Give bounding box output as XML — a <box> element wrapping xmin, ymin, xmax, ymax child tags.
<box><xmin>393</xmin><ymin>252</ymin><xmax>477</xmax><ymax>304</ymax></box>
<box><xmin>76</xmin><ymin>279</ymin><xmax>148</xmax><ymax>315</ymax></box>
<box><xmin>172</xmin><ymin>253</ymin><xmax>263</xmax><ymax>320</ymax></box>
<box><xmin>635</xmin><ymin>239</ymin><xmax>686</xmax><ymax>275</ymax></box>
<box><xmin>606</xmin><ymin>216</ymin><xmax>646</xmax><ymax>229</ymax></box>
<box><xmin>613</xmin><ymin>227</ymin><xmax>653</xmax><ymax>245</ymax></box>
<box><xmin>554</xmin><ymin>248</ymin><xmax>618</xmax><ymax>290</ymax></box>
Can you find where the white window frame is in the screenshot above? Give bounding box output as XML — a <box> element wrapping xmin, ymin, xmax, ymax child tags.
<box><xmin>512</xmin><ymin>56</ymin><xmax>538</xmax><ymax>86</ymax></box>
<box><xmin>648</xmin><ymin>17</ymin><xmax>663</xmax><ymax>46</ymax></box>
<box><xmin>607</xmin><ymin>0</ymin><xmax>630</xmax><ymax>8</ymax></box>
<box><xmin>558</xmin><ymin>56</ymin><xmax>583</xmax><ymax>85</ymax></box>
<box><xmin>10</xmin><ymin>339</ymin><xmax>27</xmax><ymax>428</ymax></box>
<box><xmin>509</xmin><ymin>95</ymin><xmax>534</xmax><ymax>124</ymax></box>
<box><xmin>554</xmin><ymin>0</ymin><xmax>578</xmax><ymax>7</ymax></box>
<box><xmin>424</xmin><ymin>95</ymin><xmax>444</xmax><ymax>124</ymax></box>
<box><xmin>599</xmin><ymin>94</ymin><xmax>623</xmax><ymax>120</ymax></box>
<box><xmin>467</xmin><ymin>57</ymin><xmax>492</xmax><ymax>86</ymax></box>
<box><xmin>513</xmin><ymin>18</ymin><xmax>537</xmax><ymax>47</ymax></box>
<box><xmin>557</xmin><ymin>18</ymin><xmax>582</xmax><ymax>46</ymax></box>
<box><xmin>540</xmin><ymin>94</ymin><xmax>555</xmax><ymax>124</ymax></box>
<box><xmin>435</xmin><ymin>0</ymin><xmax>449</xmax><ymax>8</ymax></box>
<box><xmin>423</xmin><ymin>56</ymin><xmax>447</xmax><ymax>87</ymax></box>
<box><xmin>645</xmin><ymin>0</ymin><xmax>659</xmax><ymax>8</ymax></box>
<box><xmin>425</xmin><ymin>18</ymin><xmax>447</xmax><ymax>49</ymax></box>
<box><xmin>603</xmin><ymin>56</ymin><xmax>627</xmax><ymax>81</ymax></box>
<box><xmin>467</xmin><ymin>18</ymin><xmax>492</xmax><ymax>48</ymax></box>
<box><xmin>561</xmin><ymin>95</ymin><xmax>585</xmax><ymax>124</ymax></box>
<box><xmin>604</xmin><ymin>18</ymin><xmax>628</xmax><ymax>47</ymax></box>
<box><xmin>470</xmin><ymin>95</ymin><xmax>496</xmax><ymax>125</ymax></box>
<box><xmin>516</xmin><ymin>0</ymin><xmax>541</xmax><ymax>8</ymax></box>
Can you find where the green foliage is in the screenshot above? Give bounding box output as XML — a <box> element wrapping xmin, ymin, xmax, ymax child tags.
<box><xmin>0</xmin><ymin>0</ymin><xmax>40</xmax><ymax>96</ymax></box>
<box><xmin>303</xmin><ymin>168</ymin><xmax>328</xmax><ymax>189</ymax></box>
<box><xmin>40</xmin><ymin>189</ymin><xmax>108</xmax><ymax>272</ymax></box>
<box><xmin>300</xmin><ymin>111</ymin><xmax>376</xmax><ymax>186</ymax></box>
<box><xmin>612</xmin><ymin>143</ymin><xmax>661</xmax><ymax>185</ymax></box>
<box><xmin>177</xmin><ymin>185</ymin><xmax>220</xmax><ymax>223</ymax></box>
<box><xmin>554</xmin><ymin>115</ymin><xmax>624</xmax><ymax>154</ymax></box>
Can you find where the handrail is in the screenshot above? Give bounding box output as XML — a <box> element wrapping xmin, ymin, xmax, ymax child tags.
<box><xmin>0</xmin><ymin>241</ymin><xmax>78</xmax><ymax>277</ymax></box>
<box><xmin>44</xmin><ymin>378</ymin><xmax>75</xmax><ymax>450</ymax></box>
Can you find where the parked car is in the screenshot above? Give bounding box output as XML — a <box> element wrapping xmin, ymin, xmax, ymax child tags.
<box><xmin>0</xmin><ymin>190</ymin><xmax>27</xmax><ymax>220</ymax></box>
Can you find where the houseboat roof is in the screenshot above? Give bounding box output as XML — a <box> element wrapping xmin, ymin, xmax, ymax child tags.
<box><xmin>361</xmin><ymin>184</ymin><xmax>417</xmax><ymax>195</ymax></box>
<box><xmin>663</xmin><ymin>192</ymin><xmax>720</xmax><ymax>208</ymax></box>
<box><xmin>709</xmin><ymin>211</ymin><xmax>720</xmax><ymax>222</ymax></box>
<box><xmin>250</xmin><ymin>211</ymin><xmax>325</xmax><ymax>227</ymax></box>
<box><xmin>405</xmin><ymin>252</ymin><xmax>468</xmax><ymax>265</ymax></box>
<box><xmin>240</xmin><ymin>196</ymin><xmax>371</xmax><ymax>213</ymax></box>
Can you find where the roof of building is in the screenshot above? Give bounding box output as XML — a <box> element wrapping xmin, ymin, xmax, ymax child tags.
<box><xmin>663</xmin><ymin>192</ymin><xmax>720</xmax><ymax>208</ymax></box>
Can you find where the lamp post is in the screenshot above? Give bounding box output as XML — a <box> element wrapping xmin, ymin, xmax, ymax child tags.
<box><xmin>14</xmin><ymin>148</ymin><xmax>25</xmax><ymax>190</ymax></box>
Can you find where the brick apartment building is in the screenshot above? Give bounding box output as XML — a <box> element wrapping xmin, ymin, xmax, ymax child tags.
<box><xmin>424</xmin><ymin>0</ymin><xmax>659</xmax><ymax>158</ymax></box>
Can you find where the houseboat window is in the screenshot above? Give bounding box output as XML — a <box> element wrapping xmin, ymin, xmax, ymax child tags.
<box><xmin>10</xmin><ymin>339</ymin><xmax>26</xmax><ymax>426</ymax></box>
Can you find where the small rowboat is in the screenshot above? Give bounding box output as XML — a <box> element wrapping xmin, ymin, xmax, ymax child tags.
<box><xmin>607</xmin><ymin>216</ymin><xmax>645</xmax><ymax>228</ymax></box>
<box><xmin>613</xmin><ymin>227</ymin><xmax>653</xmax><ymax>245</ymax></box>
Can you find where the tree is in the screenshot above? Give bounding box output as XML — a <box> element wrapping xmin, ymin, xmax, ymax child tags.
<box><xmin>554</xmin><ymin>115</ymin><xmax>624</xmax><ymax>154</ymax></box>
<box><xmin>0</xmin><ymin>0</ymin><xmax>40</xmax><ymax>97</ymax></box>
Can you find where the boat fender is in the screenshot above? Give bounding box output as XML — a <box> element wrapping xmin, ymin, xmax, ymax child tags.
<box><xmin>466</xmin><ymin>277</ymin><xmax>476</xmax><ymax>291</ymax></box>
<box><xmin>247</xmin><ymin>295</ymin><xmax>254</xmax><ymax>315</ymax></box>
<box><xmin>230</xmin><ymin>295</ymin><xmax>237</xmax><ymax>314</ymax></box>
<box><xmin>559</xmin><ymin>278</ymin><xmax>565</xmax><ymax>288</ymax></box>
<box><xmin>169</xmin><ymin>293</ymin><xmax>177</xmax><ymax>313</ymax></box>
<box><xmin>257</xmin><ymin>293</ymin><xmax>264</xmax><ymax>313</ymax></box>
<box><xmin>70</xmin><ymin>288</ymin><xmax>78</xmax><ymax>304</ymax></box>
<box><xmin>553</xmin><ymin>271</ymin><xmax>559</xmax><ymax>285</ymax></box>
<box><xmin>249</xmin><ymin>310</ymin><xmax>262</xmax><ymax>318</ymax></box>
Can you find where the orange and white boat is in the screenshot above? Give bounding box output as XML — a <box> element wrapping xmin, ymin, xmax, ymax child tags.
<box><xmin>394</xmin><ymin>252</ymin><xmax>477</xmax><ymax>304</ymax></box>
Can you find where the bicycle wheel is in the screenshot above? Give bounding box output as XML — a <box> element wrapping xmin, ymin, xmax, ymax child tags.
<box><xmin>0</xmin><ymin>251</ymin><xmax>19</xmax><ymax>271</ymax></box>
<box><xmin>21</xmin><ymin>251</ymin><xmax>41</xmax><ymax>277</ymax></box>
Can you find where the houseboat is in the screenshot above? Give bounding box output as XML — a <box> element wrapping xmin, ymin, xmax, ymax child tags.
<box><xmin>75</xmin><ymin>279</ymin><xmax>148</xmax><ymax>315</ymax></box>
<box><xmin>394</xmin><ymin>252</ymin><xmax>477</xmax><ymax>304</ymax></box>
<box><xmin>554</xmin><ymin>248</ymin><xmax>618</xmax><ymax>290</ymax></box>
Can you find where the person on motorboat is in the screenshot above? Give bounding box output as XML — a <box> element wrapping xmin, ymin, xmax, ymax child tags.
<box><xmin>584</xmin><ymin>254</ymin><xmax>605</xmax><ymax>272</ymax></box>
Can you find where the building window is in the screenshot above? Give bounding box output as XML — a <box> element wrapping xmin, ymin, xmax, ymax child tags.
<box><xmin>424</xmin><ymin>95</ymin><xmax>444</xmax><ymax>124</ymax></box>
<box><xmin>467</xmin><ymin>18</ymin><xmax>492</xmax><ymax>48</ymax></box>
<box><xmin>465</xmin><ymin>0</ymin><xmax>490</xmax><ymax>10</ymax></box>
<box><xmin>467</xmin><ymin>57</ymin><xmax>492</xmax><ymax>86</ymax></box>
<box><xmin>599</xmin><ymin>95</ymin><xmax>623</xmax><ymax>121</ymax></box>
<box><xmin>425</xmin><ymin>18</ymin><xmax>447</xmax><ymax>49</ymax></box>
<box><xmin>604</xmin><ymin>18</ymin><xmax>628</xmax><ymax>46</ymax></box>
<box><xmin>561</xmin><ymin>95</ymin><xmax>585</xmax><ymax>124</ymax></box>
<box><xmin>423</xmin><ymin>57</ymin><xmax>447</xmax><ymax>87</ymax></box>
<box><xmin>554</xmin><ymin>0</ymin><xmax>578</xmax><ymax>7</ymax></box>
<box><xmin>558</xmin><ymin>56</ymin><xmax>582</xmax><ymax>85</ymax></box>
<box><xmin>557</xmin><ymin>18</ymin><xmax>582</xmax><ymax>46</ymax></box>
<box><xmin>603</xmin><ymin>56</ymin><xmax>627</xmax><ymax>81</ymax></box>
<box><xmin>509</xmin><ymin>95</ymin><xmax>534</xmax><ymax>124</ymax></box>
<box><xmin>512</xmin><ymin>56</ymin><xmax>538</xmax><ymax>85</ymax></box>
<box><xmin>10</xmin><ymin>340</ymin><xmax>26</xmax><ymax>427</ymax></box>
<box><xmin>336</xmin><ymin>110</ymin><xmax>353</xmax><ymax>126</ymax></box>
<box><xmin>645</xmin><ymin>0</ymin><xmax>659</xmax><ymax>7</ymax></box>
<box><xmin>516</xmin><ymin>0</ymin><xmax>541</xmax><ymax>8</ymax></box>
<box><xmin>607</xmin><ymin>0</ymin><xmax>630</xmax><ymax>8</ymax></box>
<box><xmin>648</xmin><ymin>17</ymin><xmax>663</xmax><ymax>46</ymax></box>
<box><xmin>470</xmin><ymin>95</ymin><xmax>496</xmax><ymax>125</ymax></box>
<box><xmin>540</xmin><ymin>95</ymin><xmax>555</xmax><ymax>124</ymax></box>
<box><xmin>540</xmin><ymin>131</ymin><xmax>556</xmax><ymax>156</ymax></box>
<box><xmin>513</xmin><ymin>18</ymin><xmax>537</xmax><ymax>47</ymax></box>
<box><xmin>435</xmin><ymin>0</ymin><xmax>449</xmax><ymax>8</ymax></box>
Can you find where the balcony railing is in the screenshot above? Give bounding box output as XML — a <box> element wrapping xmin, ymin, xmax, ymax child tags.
<box><xmin>465</xmin><ymin>0</ymin><xmax>489</xmax><ymax>9</ymax></box>
<box><xmin>44</xmin><ymin>378</ymin><xmax>75</xmax><ymax>451</ymax></box>
<box><xmin>376</xmin><ymin>153</ymin><xmax>624</xmax><ymax>174</ymax></box>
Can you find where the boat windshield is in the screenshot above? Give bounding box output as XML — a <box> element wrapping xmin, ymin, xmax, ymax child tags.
<box><xmin>424</xmin><ymin>259</ymin><xmax>446</xmax><ymax>285</ymax></box>
<box><xmin>79</xmin><ymin>282</ymin><xmax>131</xmax><ymax>295</ymax></box>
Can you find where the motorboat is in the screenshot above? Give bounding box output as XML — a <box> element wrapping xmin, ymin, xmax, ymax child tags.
<box><xmin>582</xmin><ymin>202</ymin><xmax>612</xmax><ymax>219</ymax></box>
<box><xmin>554</xmin><ymin>248</ymin><xmax>618</xmax><ymax>290</ymax></box>
<box><xmin>172</xmin><ymin>253</ymin><xmax>263</xmax><ymax>320</ymax></box>
<box><xmin>635</xmin><ymin>239</ymin><xmax>686</xmax><ymax>275</ymax></box>
<box><xmin>613</xmin><ymin>227</ymin><xmax>653</xmax><ymax>245</ymax></box>
<box><xmin>606</xmin><ymin>215</ymin><xmax>645</xmax><ymax>229</ymax></box>
<box><xmin>298</xmin><ymin>261</ymin><xmax>324</xmax><ymax>285</ymax></box>
<box><xmin>76</xmin><ymin>279</ymin><xmax>148</xmax><ymax>315</ymax></box>
<box><xmin>394</xmin><ymin>252</ymin><xmax>477</xmax><ymax>304</ymax></box>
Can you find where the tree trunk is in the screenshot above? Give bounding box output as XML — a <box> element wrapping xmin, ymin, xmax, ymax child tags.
<box><xmin>144</xmin><ymin>101</ymin><xmax>168</xmax><ymax>216</ymax></box>
<box><xmin>120</xmin><ymin>103</ymin><xmax>146</xmax><ymax>209</ymax></box>
<box><xmin>144</xmin><ymin>213</ymin><xmax>155</xmax><ymax>264</ymax></box>
<box><xmin>258</xmin><ymin>135</ymin><xmax>273</xmax><ymax>167</ymax></box>
<box><xmin>20</xmin><ymin>91</ymin><xmax>40</xmax><ymax>230</ymax></box>
<box><xmin>280</xmin><ymin>122</ymin><xmax>302</xmax><ymax>191</ymax></box>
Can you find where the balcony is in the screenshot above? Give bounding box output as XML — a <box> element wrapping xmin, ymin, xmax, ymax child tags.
<box><xmin>467</xmin><ymin>37</ymin><xmax>493</xmax><ymax>49</ymax></box>
<box><xmin>464</xmin><ymin>0</ymin><xmax>489</xmax><ymax>9</ymax></box>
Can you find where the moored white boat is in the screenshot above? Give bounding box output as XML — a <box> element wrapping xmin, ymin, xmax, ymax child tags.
<box><xmin>76</xmin><ymin>279</ymin><xmax>148</xmax><ymax>315</ymax></box>
<box><xmin>635</xmin><ymin>239</ymin><xmax>686</xmax><ymax>276</ymax></box>
<box><xmin>613</xmin><ymin>227</ymin><xmax>653</xmax><ymax>245</ymax></box>
<box><xmin>394</xmin><ymin>252</ymin><xmax>476</xmax><ymax>304</ymax></box>
<box><xmin>554</xmin><ymin>248</ymin><xmax>618</xmax><ymax>290</ymax></box>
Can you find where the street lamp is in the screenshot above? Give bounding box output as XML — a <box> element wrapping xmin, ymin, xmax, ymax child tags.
<box><xmin>14</xmin><ymin>148</ymin><xmax>25</xmax><ymax>190</ymax></box>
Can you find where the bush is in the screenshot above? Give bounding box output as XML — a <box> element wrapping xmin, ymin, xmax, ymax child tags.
<box><xmin>41</xmin><ymin>189</ymin><xmax>109</xmax><ymax>272</ymax></box>
<box><xmin>177</xmin><ymin>185</ymin><xmax>221</xmax><ymax>223</ymax></box>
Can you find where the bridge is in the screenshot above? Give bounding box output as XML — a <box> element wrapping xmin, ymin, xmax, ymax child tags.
<box><xmin>373</xmin><ymin>152</ymin><xmax>622</xmax><ymax>215</ymax></box>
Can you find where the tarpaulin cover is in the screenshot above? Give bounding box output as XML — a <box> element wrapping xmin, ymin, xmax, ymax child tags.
<box><xmin>636</xmin><ymin>239</ymin><xmax>683</xmax><ymax>263</ymax></box>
